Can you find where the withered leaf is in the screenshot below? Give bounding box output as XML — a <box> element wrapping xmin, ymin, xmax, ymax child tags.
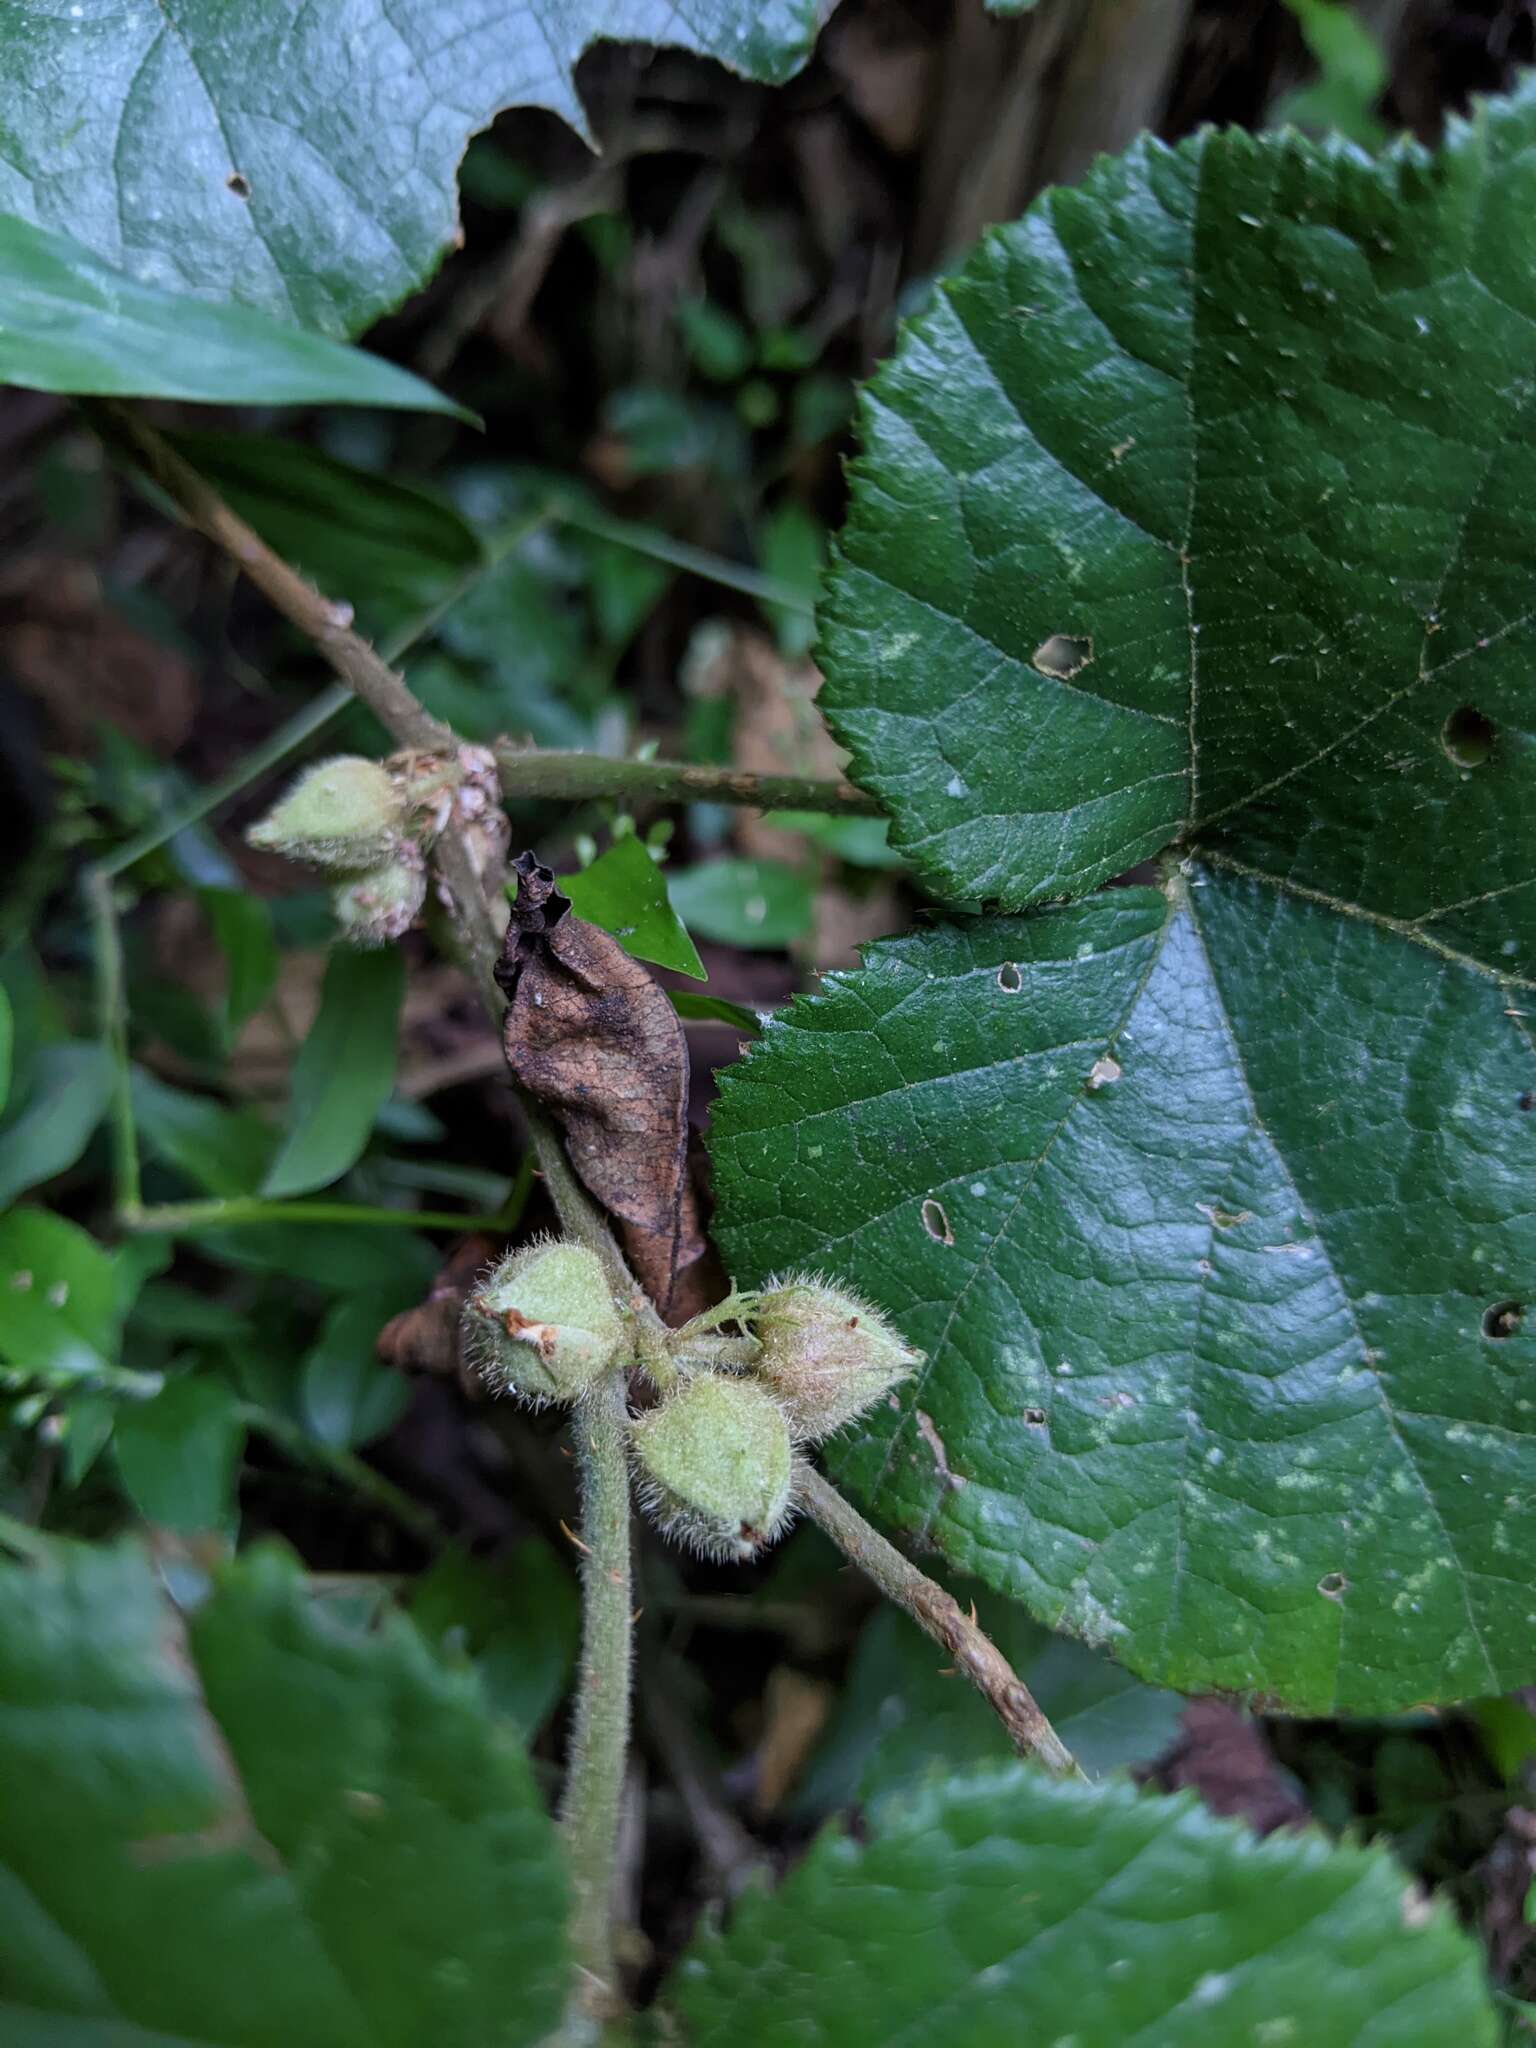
<box><xmin>377</xmin><ymin>1233</ymin><xmax>499</xmax><ymax>1401</ymax></box>
<box><xmin>497</xmin><ymin>853</ymin><xmax>704</xmax><ymax>1312</ymax></box>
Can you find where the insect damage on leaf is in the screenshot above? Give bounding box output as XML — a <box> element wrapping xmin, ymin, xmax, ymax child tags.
<box><xmin>497</xmin><ymin>852</ymin><xmax>704</xmax><ymax>1313</ymax></box>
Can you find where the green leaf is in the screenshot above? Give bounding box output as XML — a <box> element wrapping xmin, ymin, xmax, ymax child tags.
<box><xmin>761</xmin><ymin>810</ymin><xmax>903</xmax><ymax>870</ymax></box>
<box><xmin>170</xmin><ymin>434</ymin><xmax>484</xmax><ymax>642</ymax></box>
<box><xmin>410</xmin><ymin>1544</ymin><xmax>580</xmax><ymax>1737</ymax></box>
<box><xmin>0</xmin><ymin>4</ymin><xmax>829</xmax><ymax>337</ymax></box>
<box><xmin>0</xmin><ymin>1540</ymin><xmax>567</xmax><ymax>2045</ymax></box>
<box><xmin>711</xmin><ymin>877</ymin><xmax>1536</xmax><ymax>1714</ymax></box>
<box><xmin>114</xmin><ymin>1376</ymin><xmax>246</xmax><ymax>1533</ymax></box>
<box><xmin>757</xmin><ymin>501</ymin><xmax>825</xmax><ymax>659</ymax></box>
<box><xmin>201</xmin><ymin>886</ymin><xmax>280</xmax><ymax>1042</ymax></box>
<box><xmin>669</xmin><ymin>989</ymin><xmax>763</xmax><ymax>1033</ymax></box>
<box><xmin>667</xmin><ymin>1765</ymin><xmax>1497</xmax><ymax>2045</ymax></box>
<box><xmin>820</xmin><ymin>87</ymin><xmax>1536</xmax><ymax>978</ymax></box>
<box><xmin>300</xmin><ymin>1294</ymin><xmax>417</xmax><ymax>1452</ymax></box>
<box><xmin>133</xmin><ymin>1069</ymin><xmax>278</xmax><ymax>1197</ymax></box>
<box><xmin>561</xmin><ymin>836</ymin><xmax>706</xmax><ymax>979</ymax></box>
<box><xmin>0</xmin><ymin>984</ymin><xmax>11</xmax><ymax>1116</ymax></box>
<box><xmin>194</xmin><ymin>1223</ymin><xmax>440</xmax><ymax>1298</ymax></box>
<box><xmin>0</xmin><ymin>1209</ymin><xmax>147</xmax><ymax>1394</ymax></box>
<box><xmin>667</xmin><ymin>857</ymin><xmax>815</xmax><ymax>950</ymax></box>
<box><xmin>0</xmin><ymin>1042</ymin><xmax>114</xmax><ymax>1210</ymax></box>
<box><xmin>0</xmin><ymin>213</ymin><xmax>462</xmax><ymax>411</ymax></box>
<box><xmin>1275</xmin><ymin>0</ymin><xmax>1389</xmax><ymax>147</ymax></box>
<box><xmin>799</xmin><ymin>1596</ymin><xmax>1183</xmax><ymax>1815</ymax></box>
<box><xmin>264</xmin><ymin>948</ymin><xmax>405</xmax><ymax>1200</ymax></box>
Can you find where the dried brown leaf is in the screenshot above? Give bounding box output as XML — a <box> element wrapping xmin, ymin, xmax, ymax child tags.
<box><xmin>497</xmin><ymin>853</ymin><xmax>704</xmax><ymax>1312</ymax></box>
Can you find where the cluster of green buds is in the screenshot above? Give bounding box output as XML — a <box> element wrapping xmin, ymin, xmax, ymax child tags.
<box><xmin>245</xmin><ymin>744</ymin><xmax>508</xmax><ymax>946</ymax></box>
<box><xmin>459</xmin><ymin>1239</ymin><xmax>920</xmax><ymax>1567</ymax></box>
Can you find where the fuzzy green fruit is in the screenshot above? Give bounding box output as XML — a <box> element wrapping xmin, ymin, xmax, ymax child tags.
<box><xmin>333</xmin><ymin>851</ymin><xmax>427</xmax><ymax>945</ymax></box>
<box><xmin>631</xmin><ymin>1372</ymin><xmax>792</xmax><ymax>1563</ymax></box>
<box><xmin>246</xmin><ymin>756</ymin><xmax>405</xmax><ymax>871</ymax></box>
<box><xmin>462</xmin><ymin>1239</ymin><xmax>624</xmax><ymax>1405</ymax></box>
<box><xmin>751</xmin><ymin>1276</ymin><xmax>920</xmax><ymax>1441</ymax></box>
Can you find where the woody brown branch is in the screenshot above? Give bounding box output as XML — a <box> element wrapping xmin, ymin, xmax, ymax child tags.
<box><xmin>795</xmin><ymin>1461</ymin><xmax>1081</xmax><ymax>1777</ymax></box>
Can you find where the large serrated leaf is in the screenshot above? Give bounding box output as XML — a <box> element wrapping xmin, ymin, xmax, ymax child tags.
<box><xmin>711</xmin><ymin>873</ymin><xmax>1536</xmax><ymax>1713</ymax></box>
<box><xmin>819</xmin><ymin>84</ymin><xmax>1536</xmax><ymax>980</ymax></box>
<box><xmin>0</xmin><ymin>1541</ymin><xmax>567</xmax><ymax>2046</ymax></box>
<box><xmin>0</xmin><ymin>1</ymin><xmax>828</xmax><ymax>338</ymax></box>
<box><xmin>666</xmin><ymin>1765</ymin><xmax>1497</xmax><ymax>2045</ymax></box>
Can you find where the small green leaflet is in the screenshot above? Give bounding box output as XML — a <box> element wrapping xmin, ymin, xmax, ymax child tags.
<box><xmin>200</xmin><ymin>886</ymin><xmax>280</xmax><ymax>1044</ymax></box>
<box><xmin>263</xmin><ymin>948</ymin><xmax>405</xmax><ymax>1200</ymax></box>
<box><xmin>561</xmin><ymin>836</ymin><xmax>706</xmax><ymax>979</ymax></box>
<box><xmin>0</xmin><ymin>214</ymin><xmax>462</xmax><ymax>412</ymax></box>
<box><xmin>667</xmin><ymin>857</ymin><xmax>815</xmax><ymax>950</ymax></box>
<box><xmin>0</xmin><ymin>1209</ymin><xmax>155</xmax><ymax>1396</ymax></box>
<box><xmin>114</xmin><ymin>1376</ymin><xmax>246</xmax><ymax>1535</ymax></box>
<box><xmin>669</xmin><ymin>990</ymin><xmax>763</xmax><ymax>1034</ymax></box>
<box><xmin>668</xmin><ymin>1766</ymin><xmax>1497</xmax><ymax>2045</ymax></box>
<box><xmin>0</xmin><ymin>1043</ymin><xmax>114</xmax><ymax>1211</ymax></box>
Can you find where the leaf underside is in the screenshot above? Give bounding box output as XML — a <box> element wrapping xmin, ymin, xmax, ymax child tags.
<box><xmin>0</xmin><ymin>1</ymin><xmax>825</xmax><ymax>337</ymax></box>
<box><xmin>669</xmin><ymin>1766</ymin><xmax>1497</xmax><ymax>2046</ymax></box>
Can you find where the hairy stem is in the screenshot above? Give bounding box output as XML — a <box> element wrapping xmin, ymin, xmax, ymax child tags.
<box><xmin>493</xmin><ymin>743</ymin><xmax>878</xmax><ymax>817</ymax></box>
<box><xmin>92</xmin><ymin>405</ymin><xmax>658</xmax><ymax>2015</ymax></box>
<box><xmin>794</xmin><ymin>1461</ymin><xmax>1081</xmax><ymax>1778</ymax></box>
<box><xmin>558</xmin><ymin>1370</ymin><xmax>636</xmax><ymax>2035</ymax></box>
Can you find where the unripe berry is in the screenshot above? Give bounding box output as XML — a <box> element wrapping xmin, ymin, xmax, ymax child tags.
<box><xmin>461</xmin><ymin>1239</ymin><xmax>624</xmax><ymax>1405</ymax></box>
<box><xmin>751</xmin><ymin>1276</ymin><xmax>920</xmax><ymax>1441</ymax></box>
<box><xmin>630</xmin><ymin>1373</ymin><xmax>792</xmax><ymax>1563</ymax></box>
<box><xmin>333</xmin><ymin>849</ymin><xmax>427</xmax><ymax>945</ymax></box>
<box><xmin>246</xmin><ymin>756</ymin><xmax>405</xmax><ymax>871</ymax></box>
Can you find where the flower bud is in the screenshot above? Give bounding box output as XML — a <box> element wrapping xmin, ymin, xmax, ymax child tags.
<box><xmin>246</xmin><ymin>756</ymin><xmax>405</xmax><ymax>871</ymax></box>
<box><xmin>333</xmin><ymin>850</ymin><xmax>427</xmax><ymax>946</ymax></box>
<box><xmin>461</xmin><ymin>1239</ymin><xmax>623</xmax><ymax>1405</ymax></box>
<box><xmin>630</xmin><ymin>1373</ymin><xmax>792</xmax><ymax>1563</ymax></box>
<box><xmin>751</xmin><ymin>1276</ymin><xmax>920</xmax><ymax>1441</ymax></box>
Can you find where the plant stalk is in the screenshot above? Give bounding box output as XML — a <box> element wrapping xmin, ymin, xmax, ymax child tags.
<box><xmin>492</xmin><ymin>743</ymin><xmax>878</xmax><ymax>817</ymax></box>
<box><xmin>121</xmin><ymin>1198</ymin><xmax>511</xmax><ymax>1234</ymax></box>
<box><xmin>794</xmin><ymin>1461</ymin><xmax>1081</xmax><ymax>1778</ymax></box>
<box><xmin>558</xmin><ymin>1369</ymin><xmax>636</xmax><ymax>2036</ymax></box>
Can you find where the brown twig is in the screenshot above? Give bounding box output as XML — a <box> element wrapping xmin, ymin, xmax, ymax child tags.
<box><xmin>83</xmin><ymin>399</ymin><xmax>641</xmax><ymax>1300</ymax></box>
<box><xmin>794</xmin><ymin>1461</ymin><xmax>1081</xmax><ymax>1777</ymax></box>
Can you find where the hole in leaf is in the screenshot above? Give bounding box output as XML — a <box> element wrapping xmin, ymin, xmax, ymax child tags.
<box><xmin>920</xmin><ymin>1198</ymin><xmax>954</xmax><ymax>1245</ymax></box>
<box><xmin>997</xmin><ymin>962</ymin><xmax>1022</xmax><ymax>993</ymax></box>
<box><xmin>1022</xmin><ymin>1406</ymin><xmax>1047</xmax><ymax>1426</ymax></box>
<box><xmin>1518</xmin><ymin>1092</ymin><xmax>1534</xmax><ymax>1113</ymax></box>
<box><xmin>1482</xmin><ymin>1299</ymin><xmax>1524</xmax><ymax>1340</ymax></box>
<box><xmin>1032</xmin><ymin>634</ymin><xmax>1094</xmax><ymax>680</ymax></box>
<box><xmin>227</xmin><ymin>171</ymin><xmax>252</xmax><ymax>198</ymax></box>
<box><xmin>1317</xmin><ymin>1571</ymin><xmax>1348</xmax><ymax>1599</ymax></box>
<box><xmin>1441</xmin><ymin>704</ymin><xmax>1495</xmax><ymax>767</ymax></box>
